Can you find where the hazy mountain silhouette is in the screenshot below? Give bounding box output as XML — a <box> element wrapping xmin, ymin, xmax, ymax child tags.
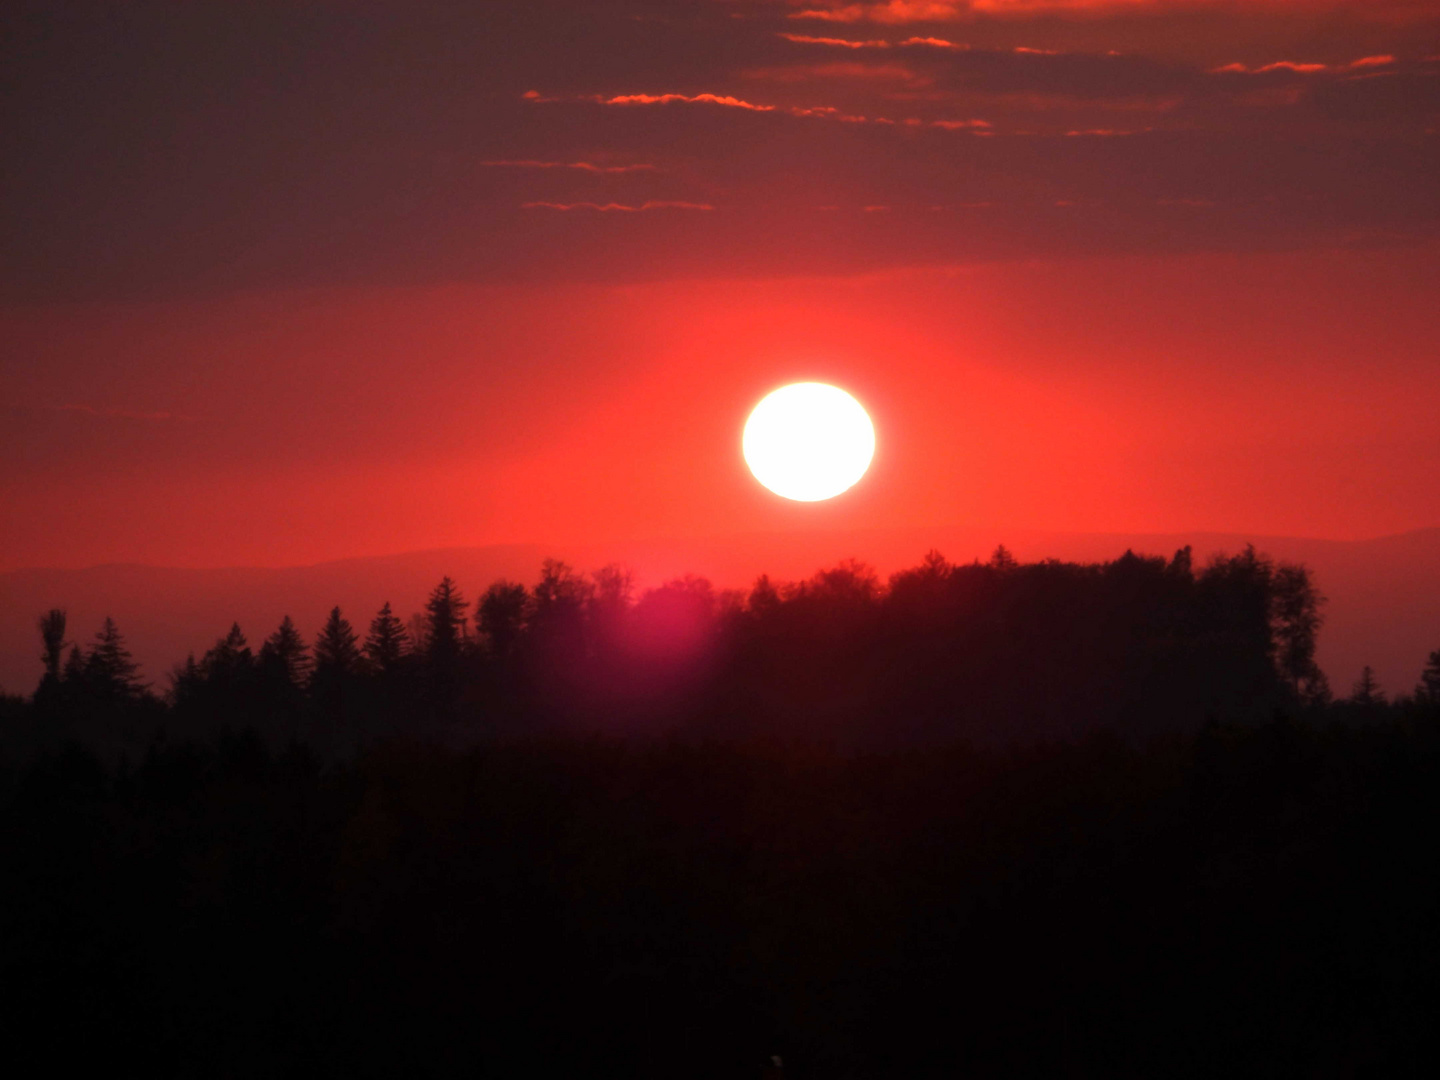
<box><xmin>3</xmin><ymin>527</ymin><xmax>1437</xmax><ymax>702</ymax></box>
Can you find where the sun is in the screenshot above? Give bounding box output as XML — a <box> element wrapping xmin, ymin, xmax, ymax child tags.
<box><xmin>743</xmin><ymin>383</ymin><xmax>876</xmax><ymax>502</ymax></box>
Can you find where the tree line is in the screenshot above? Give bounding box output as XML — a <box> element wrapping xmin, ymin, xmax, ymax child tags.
<box><xmin>4</xmin><ymin>547</ymin><xmax>1440</xmax><ymax>1075</ymax></box>
<box><xmin>9</xmin><ymin>546</ymin><xmax>1440</xmax><ymax>756</ymax></box>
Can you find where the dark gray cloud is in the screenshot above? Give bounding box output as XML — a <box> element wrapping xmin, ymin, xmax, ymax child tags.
<box><xmin>2</xmin><ymin>0</ymin><xmax>1436</xmax><ymax>302</ymax></box>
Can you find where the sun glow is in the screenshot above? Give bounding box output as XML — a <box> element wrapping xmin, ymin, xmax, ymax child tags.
<box><xmin>743</xmin><ymin>383</ymin><xmax>876</xmax><ymax>502</ymax></box>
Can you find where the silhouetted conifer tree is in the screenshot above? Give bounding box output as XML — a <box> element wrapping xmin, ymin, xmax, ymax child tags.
<box><xmin>989</xmin><ymin>545</ymin><xmax>1018</xmax><ymax>571</ymax></box>
<box><xmin>1417</xmin><ymin>650</ymin><xmax>1440</xmax><ymax>705</ymax></box>
<box><xmin>310</xmin><ymin>606</ymin><xmax>363</xmax><ymax>743</ymax></box>
<box><xmin>259</xmin><ymin>616</ymin><xmax>311</xmax><ymax>689</ymax></box>
<box><xmin>202</xmin><ymin>624</ymin><xmax>254</xmax><ymax>697</ymax></box>
<box><xmin>425</xmin><ymin>578</ymin><xmax>468</xmax><ymax>661</ymax></box>
<box><xmin>365</xmin><ymin>602</ymin><xmax>409</xmax><ymax>673</ymax></box>
<box><xmin>169</xmin><ymin>654</ymin><xmax>203</xmax><ymax>706</ymax></box>
<box><xmin>1351</xmin><ymin>665</ymin><xmax>1384</xmax><ymax>707</ymax></box>
<box><xmin>85</xmin><ymin>616</ymin><xmax>143</xmax><ymax>700</ymax></box>
<box><xmin>313</xmin><ymin>607</ymin><xmax>363</xmax><ymax>678</ymax></box>
<box><xmin>424</xmin><ymin>578</ymin><xmax>469</xmax><ymax>711</ymax></box>
<box><xmin>38</xmin><ymin>609</ymin><xmax>68</xmax><ymax>685</ymax></box>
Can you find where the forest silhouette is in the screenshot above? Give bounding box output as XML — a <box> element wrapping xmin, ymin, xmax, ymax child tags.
<box><xmin>3</xmin><ymin>547</ymin><xmax>1440</xmax><ymax>1076</ymax></box>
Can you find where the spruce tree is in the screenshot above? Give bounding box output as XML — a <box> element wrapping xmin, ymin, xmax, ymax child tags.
<box><xmin>425</xmin><ymin>577</ymin><xmax>469</xmax><ymax>665</ymax></box>
<box><xmin>259</xmin><ymin>615</ymin><xmax>311</xmax><ymax>689</ymax></box>
<box><xmin>313</xmin><ymin>606</ymin><xmax>363</xmax><ymax>678</ymax></box>
<box><xmin>205</xmin><ymin>624</ymin><xmax>252</xmax><ymax>673</ymax></box>
<box><xmin>169</xmin><ymin>654</ymin><xmax>203</xmax><ymax>707</ymax></box>
<box><xmin>86</xmin><ymin>616</ymin><xmax>143</xmax><ymax>699</ymax></box>
<box><xmin>989</xmin><ymin>545</ymin><xmax>1018</xmax><ymax>571</ymax></box>
<box><xmin>424</xmin><ymin>577</ymin><xmax>469</xmax><ymax>711</ymax></box>
<box><xmin>1418</xmin><ymin>649</ymin><xmax>1440</xmax><ymax>705</ymax></box>
<box><xmin>1351</xmin><ymin>665</ymin><xmax>1384</xmax><ymax>707</ymax></box>
<box><xmin>365</xmin><ymin>602</ymin><xmax>409</xmax><ymax>673</ymax></box>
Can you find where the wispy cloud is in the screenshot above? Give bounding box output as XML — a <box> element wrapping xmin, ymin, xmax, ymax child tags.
<box><xmin>790</xmin><ymin>2</ymin><xmax>964</xmax><ymax>24</ymax></box>
<box><xmin>788</xmin><ymin>104</ymin><xmax>873</xmax><ymax>121</ymax></box>
<box><xmin>521</xmin><ymin>201</ymin><xmax>714</xmax><ymax>212</ymax></box>
<box><xmin>789</xmin><ymin>0</ymin><xmax>1424</xmax><ymax>16</ymax></box>
<box><xmin>523</xmin><ymin>88</ymin><xmax>989</xmax><ymax>132</ymax></box>
<box><xmin>596</xmin><ymin>92</ymin><xmax>775</xmax><ymax>110</ymax></box>
<box><xmin>1212</xmin><ymin>55</ymin><xmax>1397</xmax><ymax>74</ymax></box>
<box><xmin>482</xmin><ymin>159</ymin><xmax>656</xmax><ymax>174</ymax></box>
<box><xmin>777</xmin><ymin>32</ymin><xmax>963</xmax><ymax>49</ymax></box>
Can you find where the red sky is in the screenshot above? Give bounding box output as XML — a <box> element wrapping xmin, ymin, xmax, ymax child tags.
<box><xmin>2</xmin><ymin>0</ymin><xmax>1438</xmax><ymax>571</ymax></box>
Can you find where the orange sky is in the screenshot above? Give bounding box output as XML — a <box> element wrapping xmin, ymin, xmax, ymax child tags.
<box><xmin>2</xmin><ymin>0</ymin><xmax>1438</xmax><ymax>570</ymax></box>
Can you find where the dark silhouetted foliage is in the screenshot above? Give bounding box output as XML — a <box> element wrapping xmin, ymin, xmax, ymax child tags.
<box><xmin>364</xmin><ymin>601</ymin><xmax>409</xmax><ymax>673</ymax></box>
<box><xmin>36</xmin><ymin>608</ymin><xmax>67</xmax><ymax>695</ymax></box>
<box><xmin>259</xmin><ymin>614</ymin><xmax>311</xmax><ymax>689</ymax></box>
<box><xmin>1419</xmin><ymin>649</ymin><xmax>1440</xmax><ymax>705</ymax></box>
<box><xmin>1352</xmin><ymin>664</ymin><xmax>1385</xmax><ymax>707</ymax></box>
<box><xmin>83</xmin><ymin>616</ymin><xmax>144</xmax><ymax>702</ymax></box>
<box><xmin>313</xmin><ymin>606</ymin><xmax>363</xmax><ymax>681</ymax></box>
<box><xmin>11</xmin><ymin>547</ymin><xmax>1392</xmax><ymax>753</ymax></box>
<box><xmin>4</xmin><ymin>548</ymin><xmax>1440</xmax><ymax>1075</ymax></box>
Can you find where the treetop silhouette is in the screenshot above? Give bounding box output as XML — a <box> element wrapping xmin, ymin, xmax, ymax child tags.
<box><xmin>19</xmin><ymin>547</ymin><xmax>1439</xmax><ymax>751</ymax></box>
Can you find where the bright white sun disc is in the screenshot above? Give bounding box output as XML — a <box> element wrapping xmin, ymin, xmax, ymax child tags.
<box><xmin>743</xmin><ymin>383</ymin><xmax>876</xmax><ymax>502</ymax></box>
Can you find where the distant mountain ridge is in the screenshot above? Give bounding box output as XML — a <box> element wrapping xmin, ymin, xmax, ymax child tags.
<box><xmin>4</xmin><ymin>528</ymin><xmax>1438</xmax><ymax>706</ymax></box>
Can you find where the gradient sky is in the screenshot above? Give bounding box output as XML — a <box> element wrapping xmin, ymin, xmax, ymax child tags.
<box><xmin>2</xmin><ymin>0</ymin><xmax>1438</xmax><ymax>570</ymax></box>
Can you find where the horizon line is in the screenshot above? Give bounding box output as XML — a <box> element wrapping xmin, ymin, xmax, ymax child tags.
<box><xmin>5</xmin><ymin>524</ymin><xmax>1438</xmax><ymax>577</ymax></box>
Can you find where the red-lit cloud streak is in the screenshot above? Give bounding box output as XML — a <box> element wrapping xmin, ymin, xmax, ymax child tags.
<box><xmin>1213</xmin><ymin>55</ymin><xmax>1397</xmax><ymax>74</ymax></box>
<box><xmin>778</xmin><ymin>32</ymin><xmax>964</xmax><ymax>48</ymax></box>
<box><xmin>525</xmin><ymin>89</ymin><xmax>991</xmax><ymax>132</ymax></box>
<box><xmin>598</xmin><ymin>92</ymin><xmax>777</xmax><ymax>111</ymax></box>
<box><xmin>789</xmin><ymin>1</ymin><xmax>966</xmax><ymax>21</ymax></box>
<box><xmin>785</xmin><ymin>0</ymin><xmax>1435</xmax><ymax>18</ymax></box>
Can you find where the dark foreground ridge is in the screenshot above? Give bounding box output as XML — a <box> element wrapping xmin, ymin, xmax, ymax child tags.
<box><xmin>3</xmin><ymin>547</ymin><xmax>1440</xmax><ymax>1075</ymax></box>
